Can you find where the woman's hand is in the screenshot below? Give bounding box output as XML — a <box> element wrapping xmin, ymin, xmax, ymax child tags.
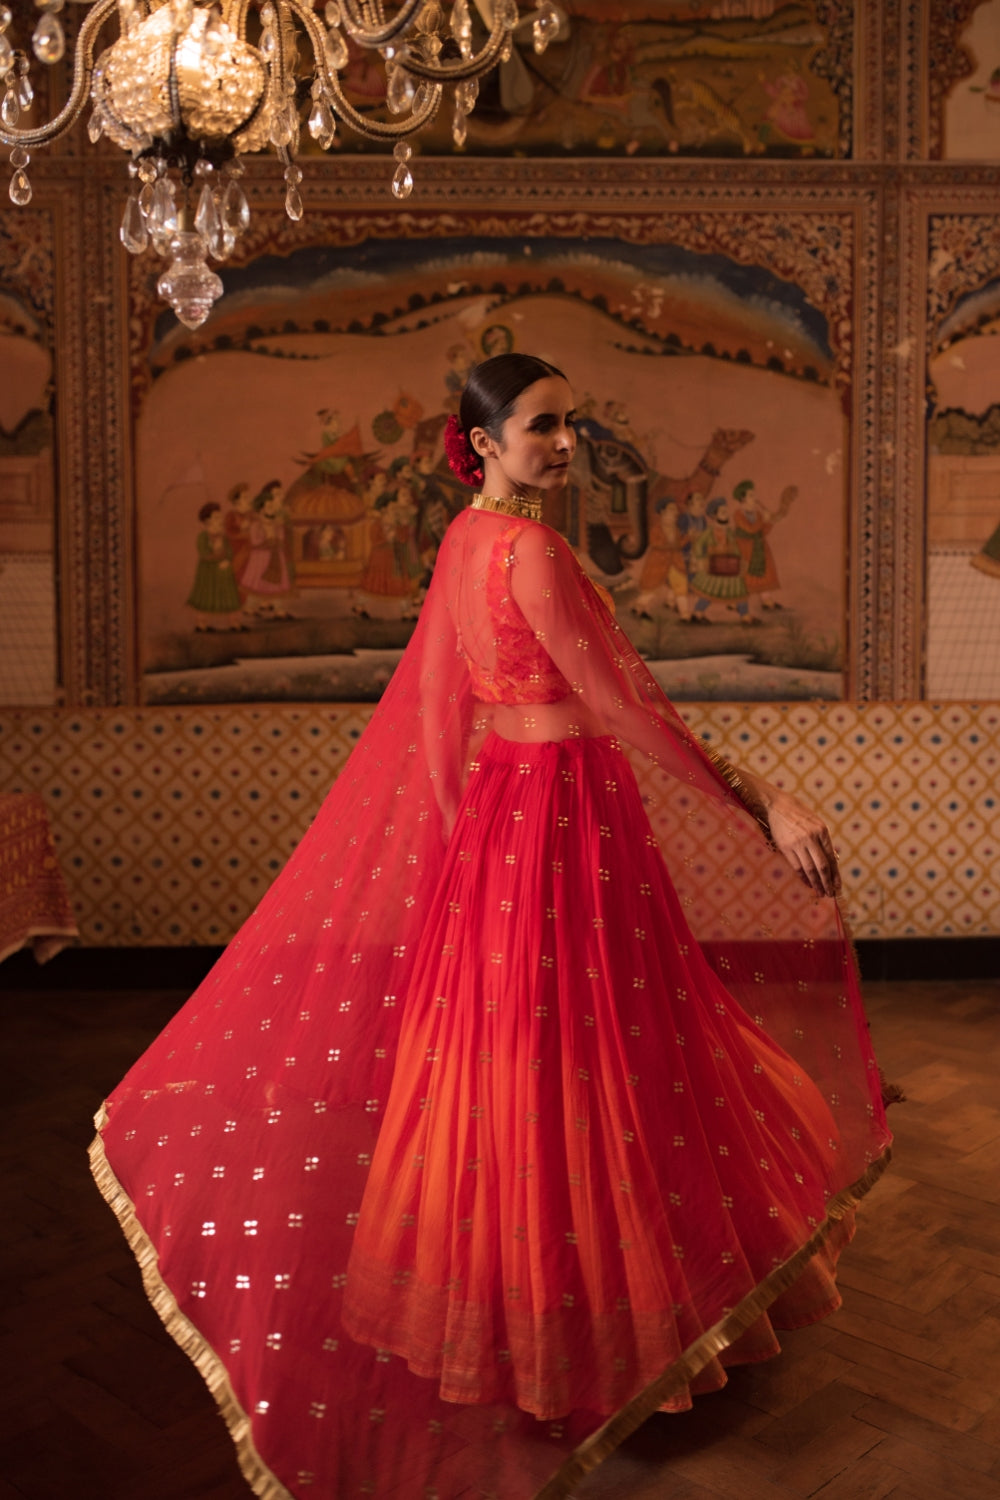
<box><xmin>705</xmin><ymin>749</ymin><xmax>842</xmax><ymax>900</ymax></box>
<box><xmin>760</xmin><ymin>786</ymin><xmax>841</xmax><ymax>898</ymax></box>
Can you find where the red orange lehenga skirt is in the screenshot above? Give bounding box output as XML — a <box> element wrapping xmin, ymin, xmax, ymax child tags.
<box><xmin>343</xmin><ymin>733</ymin><xmax>858</xmax><ymax>1418</ymax></box>
<box><xmin>92</xmin><ymin>732</ymin><xmax>887</xmax><ymax>1499</ymax></box>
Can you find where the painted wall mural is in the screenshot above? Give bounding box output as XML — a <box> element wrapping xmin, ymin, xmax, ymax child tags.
<box><xmin>135</xmin><ymin>216</ymin><xmax>853</xmax><ymax>705</ymax></box>
<box><xmin>0</xmin><ymin>212</ymin><xmax>58</xmax><ymax>709</ymax></box>
<box><xmin>323</xmin><ymin>1</ymin><xmax>852</xmax><ymax>161</ymax></box>
<box><xmin>925</xmin><ymin>212</ymin><xmax>1000</xmax><ymax>701</ymax></box>
<box><xmin>941</xmin><ymin>0</ymin><xmax>1000</xmax><ymax>159</ymax></box>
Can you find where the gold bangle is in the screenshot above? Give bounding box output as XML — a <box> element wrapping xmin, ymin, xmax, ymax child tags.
<box><xmin>703</xmin><ymin>744</ymin><xmax>772</xmax><ymax>842</ymax></box>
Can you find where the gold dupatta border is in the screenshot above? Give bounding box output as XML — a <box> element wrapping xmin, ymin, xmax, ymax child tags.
<box><xmin>89</xmin><ymin>1107</ymin><xmax>293</xmax><ymax>1500</ymax></box>
<box><xmin>535</xmin><ymin>1145</ymin><xmax>892</xmax><ymax>1498</ymax></box>
<box><xmin>90</xmin><ymin>1103</ymin><xmax>890</xmax><ymax>1500</ymax></box>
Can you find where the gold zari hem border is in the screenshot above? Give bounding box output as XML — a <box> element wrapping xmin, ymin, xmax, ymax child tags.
<box><xmin>89</xmin><ymin>1108</ymin><xmax>294</xmax><ymax>1500</ymax></box>
<box><xmin>90</xmin><ymin>1105</ymin><xmax>890</xmax><ymax>1500</ymax></box>
<box><xmin>535</xmin><ymin>1145</ymin><xmax>892</xmax><ymax>1498</ymax></box>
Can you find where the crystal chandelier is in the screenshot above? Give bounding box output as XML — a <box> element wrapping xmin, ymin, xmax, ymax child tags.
<box><xmin>0</xmin><ymin>0</ymin><xmax>564</xmax><ymax>327</ymax></box>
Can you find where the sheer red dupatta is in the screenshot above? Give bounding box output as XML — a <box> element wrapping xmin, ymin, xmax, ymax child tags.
<box><xmin>499</xmin><ymin>516</ymin><xmax>889</xmax><ymax>1181</ymax></box>
<box><xmin>91</xmin><ymin>508</ymin><xmax>890</xmax><ymax>1500</ymax></box>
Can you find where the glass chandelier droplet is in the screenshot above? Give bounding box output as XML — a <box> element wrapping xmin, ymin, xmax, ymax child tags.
<box><xmin>9</xmin><ymin>143</ymin><xmax>28</xmax><ymax>168</ymax></box>
<box><xmin>222</xmin><ymin>177</ymin><xmax>250</xmax><ymax>234</ymax></box>
<box><xmin>308</xmin><ymin>94</ymin><xmax>336</xmax><ymax>149</ymax></box>
<box><xmin>391</xmin><ymin>162</ymin><xmax>413</xmax><ymax>199</ymax></box>
<box><xmin>324</xmin><ymin>26</ymin><xmax>349</xmax><ymax>72</ymax></box>
<box><xmin>1</xmin><ymin>87</ymin><xmax>18</xmax><ymax>128</ymax></box>
<box><xmin>9</xmin><ymin>167</ymin><xmax>32</xmax><ymax>205</ymax></box>
<box><xmin>31</xmin><ymin>11</ymin><xmax>65</xmax><ymax>64</ymax></box>
<box><xmin>0</xmin><ymin>32</ymin><xmax>14</xmax><ymax>74</ymax></box>
<box><xmin>451</xmin><ymin>106</ymin><xmax>467</xmax><ymax>148</ymax></box>
<box><xmin>87</xmin><ymin>108</ymin><xmax>105</xmax><ymax>142</ymax></box>
<box><xmin>284</xmin><ymin>184</ymin><xmax>302</xmax><ymax>221</ymax></box>
<box><xmin>268</xmin><ymin>103</ymin><xmax>294</xmax><ymax>147</ymax></box>
<box><xmin>148</xmin><ymin>175</ymin><xmax>178</xmax><ymax>236</ymax></box>
<box><xmin>156</xmin><ymin>230</ymin><xmax>224</xmax><ymax>329</ymax></box>
<box><xmin>138</xmin><ymin>180</ymin><xmax>156</xmax><ymax>216</ymax></box>
<box><xmin>450</xmin><ymin>0</ymin><xmax>471</xmax><ymax>45</ymax></box>
<box><xmin>323</xmin><ymin>0</ymin><xmax>341</xmax><ymax>24</ymax></box>
<box><xmin>201</xmin><ymin>12</ymin><xmax>226</xmax><ymax>59</ymax></box>
<box><xmin>456</xmin><ymin>77</ymin><xmax>478</xmax><ymax>114</ymax></box>
<box><xmin>0</xmin><ymin>5</ymin><xmax>12</xmax><ymax>31</ymax></box>
<box><xmin>532</xmin><ymin>2</ymin><xmax>560</xmax><ymax>54</ymax></box>
<box><xmin>208</xmin><ymin>219</ymin><xmax>236</xmax><ymax>262</ymax></box>
<box><xmin>194</xmin><ymin>181</ymin><xmax>221</xmax><ymax>241</ymax></box>
<box><xmin>120</xmin><ymin>191</ymin><xmax>148</xmax><ymax>254</ymax></box>
<box><xmin>386</xmin><ymin>63</ymin><xmax>414</xmax><ymax>115</ymax></box>
<box><xmin>15</xmin><ymin>72</ymin><xmax>33</xmax><ymax>111</ymax></box>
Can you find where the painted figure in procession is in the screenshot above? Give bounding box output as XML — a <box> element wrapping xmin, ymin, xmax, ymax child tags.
<box><xmin>688</xmin><ymin>496</ymin><xmax>755</xmax><ymax>625</ymax></box>
<box><xmin>732</xmin><ymin>478</ymin><xmax>795</xmax><ymax>610</ymax></box>
<box><xmin>186</xmin><ymin>501</ymin><xmax>244</xmax><ymax>631</ymax></box>
<box><xmin>239</xmin><ymin>480</ymin><xmax>296</xmax><ymax>619</ymax></box>
<box><xmin>632</xmin><ymin>497</ymin><xmax>691</xmax><ymax>622</ymax></box>
<box><xmin>223</xmin><ymin>482</ymin><xmax>254</xmax><ymax>603</ymax></box>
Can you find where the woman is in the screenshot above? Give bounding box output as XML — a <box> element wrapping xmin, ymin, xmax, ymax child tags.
<box><xmin>92</xmin><ymin>354</ymin><xmax>890</xmax><ymax>1500</ymax></box>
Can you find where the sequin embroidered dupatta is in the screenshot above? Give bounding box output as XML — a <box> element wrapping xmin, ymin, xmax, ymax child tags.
<box><xmin>92</xmin><ymin>508</ymin><xmax>890</xmax><ymax>1500</ymax></box>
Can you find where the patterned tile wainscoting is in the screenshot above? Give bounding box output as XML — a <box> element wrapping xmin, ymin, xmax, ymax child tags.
<box><xmin>0</xmin><ymin>702</ymin><xmax>997</xmax><ymax>946</ymax></box>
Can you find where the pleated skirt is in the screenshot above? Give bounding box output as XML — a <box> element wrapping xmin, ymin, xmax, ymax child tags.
<box><xmin>342</xmin><ymin>732</ymin><xmax>853</xmax><ymax>1420</ymax></box>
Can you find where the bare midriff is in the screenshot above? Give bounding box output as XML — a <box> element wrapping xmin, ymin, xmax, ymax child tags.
<box><xmin>490</xmin><ymin>697</ymin><xmax>608</xmax><ymax>743</ymax></box>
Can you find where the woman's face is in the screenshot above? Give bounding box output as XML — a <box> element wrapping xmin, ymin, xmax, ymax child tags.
<box><xmin>475</xmin><ymin>376</ymin><xmax>577</xmax><ymax>495</ymax></box>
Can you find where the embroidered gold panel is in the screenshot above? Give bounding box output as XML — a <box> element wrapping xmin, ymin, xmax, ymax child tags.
<box><xmin>1</xmin><ymin>702</ymin><xmax>996</xmax><ymax>946</ymax></box>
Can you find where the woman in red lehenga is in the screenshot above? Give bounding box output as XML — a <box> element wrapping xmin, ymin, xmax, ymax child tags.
<box><xmin>91</xmin><ymin>354</ymin><xmax>891</xmax><ymax>1500</ymax></box>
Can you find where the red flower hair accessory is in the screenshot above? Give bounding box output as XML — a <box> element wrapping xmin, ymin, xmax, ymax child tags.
<box><xmin>444</xmin><ymin>413</ymin><xmax>483</xmax><ymax>486</ymax></box>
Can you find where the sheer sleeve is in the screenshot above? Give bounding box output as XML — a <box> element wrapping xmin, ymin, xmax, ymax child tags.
<box><xmin>508</xmin><ymin>521</ymin><xmax>729</xmax><ymax>804</ymax></box>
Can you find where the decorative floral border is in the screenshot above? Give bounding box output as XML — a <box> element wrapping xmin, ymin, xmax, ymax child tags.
<box><xmin>127</xmin><ymin>192</ymin><xmax>858</xmax><ymax>404</ymax></box>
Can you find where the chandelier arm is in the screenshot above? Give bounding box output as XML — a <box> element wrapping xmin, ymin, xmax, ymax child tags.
<box><xmin>325</xmin><ymin>71</ymin><xmax>443</xmax><ymax>140</ymax></box>
<box><xmin>337</xmin><ymin>0</ymin><xmax>426</xmax><ymax>49</ymax></box>
<box><xmin>284</xmin><ymin>0</ymin><xmax>442</xmax><ymax>141</ymax></box>
<box><xmin>394</xmin><ymin>25</ymin><xmax>507</xmax><ymax>83</ymax></box>
<box><xmin>0</xmin><ymin>0</ymin><xmax>119</xmax><ymax>149</ymax></box>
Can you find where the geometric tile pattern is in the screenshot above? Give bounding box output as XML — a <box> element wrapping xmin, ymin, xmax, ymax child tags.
<box><xmin>0</xmin><ymin>700</ymin><xmax>997</xmax><ymax>946</ymax></box>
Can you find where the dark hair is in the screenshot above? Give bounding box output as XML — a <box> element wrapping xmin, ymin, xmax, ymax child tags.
<box><xmin>198</xmin><ymin>501</ymin><xmax>221</xmax><ymax>523</ymax></box>
<box><xmin>459</xmin><ymin>353</ymin><xmax>567</xmax><ymax>446</ymax></box>
<box><xmin>443</xmin><ymin>353</ymin><xmax>569</xmax><ymax>484</ymax></box>
<box><xmin>252</xmin><ymin>479</ymin><xmax>282</xmax><ymax>512</ymax></box>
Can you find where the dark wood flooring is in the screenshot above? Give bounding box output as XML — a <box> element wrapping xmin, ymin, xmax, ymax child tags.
<box><xmin>2</xmin><ymin>979</ymin><xmax>999</xmax><ymax>1499</ymax></box>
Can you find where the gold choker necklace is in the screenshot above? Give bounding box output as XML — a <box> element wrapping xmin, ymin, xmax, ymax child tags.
<box><xmin>471</xmin><ymin>492</ymin><xmax>543</xmax><ymax>521</ymax></box>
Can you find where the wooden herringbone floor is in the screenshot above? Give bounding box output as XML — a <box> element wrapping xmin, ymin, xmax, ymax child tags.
<box><xmin>1</xmin><ymin>979</ymin><xmax>999</xmax><ymax>1499</ymax></box>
